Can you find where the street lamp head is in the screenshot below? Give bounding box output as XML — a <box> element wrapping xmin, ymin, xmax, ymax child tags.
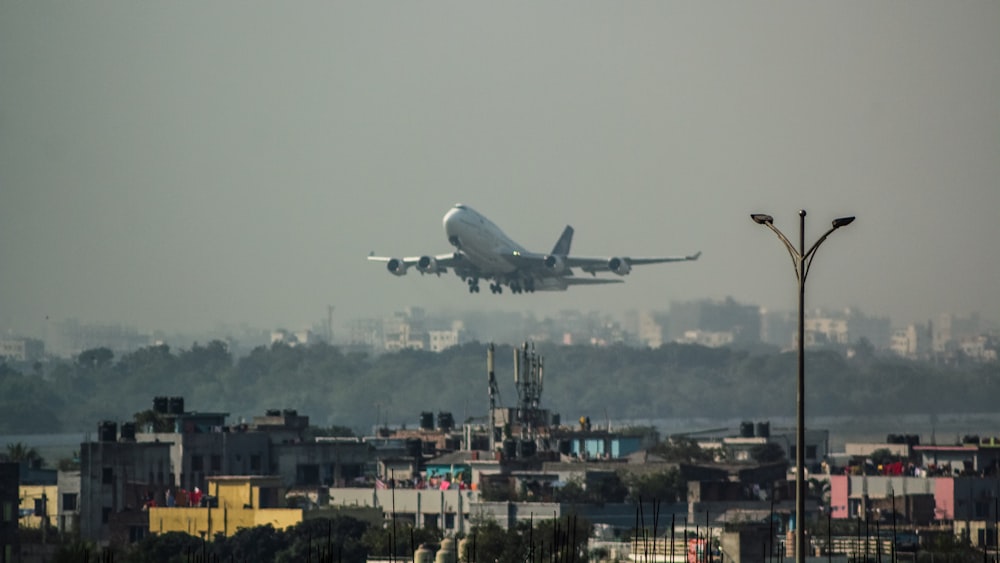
<box><xmin>750</xmin><ymin>213</ymin><xmax>774</xmax><ymax>225</ymax></box>
<box><xmin>832</xmin><ymin>216</ymin><xmax>856</xmax><ymax>229</ymax></box>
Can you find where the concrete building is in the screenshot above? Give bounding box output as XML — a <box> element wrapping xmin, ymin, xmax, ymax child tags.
<box><xmin>271</xmin><ymin>439</ymin><xmax>371</xmax><ymax>488</ymax></box>
<box><xmin>668</xmin><ymin>298</ymin><xmax>762</xmax><ymax>346</ymax></box>
<box><xmin>148</xmin><ymin>476</ymin><xmax>301</xmax><ymax>539</ymax></box>
<box><xmin>1</xmin><ymin>463</ymin><xmax>19</xmax><ymax>563</ymax></box>
<box><xmin>891</xmin><ymin>324</ymin><xmax>929</xmax><ymax>358</ymax></box>
<box><xmin>79</xmin><ymin>434</ymin><xmax>173</xmax><ymax>545</ymax></box>
<box><xmin>0</xmin><ymin>337</ymin><xmax>44</xmax><ymax>363</ymax></box>
<box><xmin>56</xmin><ymin>470</ymin><xmax>80</xmax><ymax>535</ymax></box>
<box><xmin>16</xmin><ymin>484</ymin><xmax>56</xmax><ymax>531</ymax></box>
<box><xmin>328</xmin><ymin>487</ymin><xmax>479</xmax><ymax>534</ymax></box>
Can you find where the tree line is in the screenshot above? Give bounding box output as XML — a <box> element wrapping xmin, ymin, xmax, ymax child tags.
<box><xmin>42</xmin><ymin>513</ymin><xmax>591</xmax><ymax>563</ymax></box>
<box><xmin>0</xmin><ymin>339</ymin><xmax>997</xmax><ymax>436</ymax></box>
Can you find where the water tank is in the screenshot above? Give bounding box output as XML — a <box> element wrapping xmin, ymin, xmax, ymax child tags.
<box><xmin>153</xmin><ymin>396</ymin><xmax>169</xmax><ymax>414</ymax></box>
<box><xmin>266</xmin><ymin>409</ymin><xmax>281</xmax><ymax>416</ymax></box>
<box><xmin>283</xmin><ymin>409</ymin><xmax>298</xmax><ymax>417</ymax></box>
<box><xmin>168</xmin><ymin>396</ymin><xmax>185</xmax><ymax>415</ymax></box>
<box><xmin>99</xmin><ymin>421</ymin><xmax>117</xmax><ymax>442</ymax></box>
<box><xmin>755</xmin><ymin>421</ymin><xmax>770</xmax><ymax>438</ymax></box>
<box><xmin>458</xmin><ymin>537</ymin><xmax>473</xmax><ymax>562</ymax></box>
<box><xmin>435</xmin><ymin>538</ymin><xmax>457</xmax><ymax>563</ymax></box>
<box><xmin>437</xmin><ymin>411</ymin><xmax>454</xmax><ymax>431</ymax></box>
<box><xmin>739</xmin><ymin>421</ymin><xmax>754</xmax><ymax>438</ymax></box>
<box><xmin>120</xmin><ymin>422</ymin><xmax>136</xmax><ymax>441</ymax></box>
<box><xmin>414</xmin><ymin>544</ymin><xmax>436</xmax><ymax>563</ymax></box>
<box><xmin>905</xmin><ymin>434</ymin><xmax>920</xmax><ymax>446</ymax></box>
<box><xmin>419</xmin><ymin>411</ymin><xmax>435</xmax><ymax>430</ymax></box>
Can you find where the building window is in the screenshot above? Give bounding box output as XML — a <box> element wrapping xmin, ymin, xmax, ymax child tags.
<box><xmin>129</xmin><ymin>526</ymin><xmax>146</xmax><ymax>543</ymax></box>
<box><xmin>210</xmin><ymin>455</ymin><xmax>221</xmax><ymax>472</ymax></box>
<box><xmin>297</xmin><ymin>464</ymin><xmax>320</xmax><ymax>486</ymax></box>
<box><xmin>102</xmin><ymin>507</ymin><xmax>112</xmax><ymax>524</ymax></box>
<box><xmin>444</xmin><ymin>513</ymin><xmax>455</xmax><ymax>529</ymax></box>
<box><xmin>250</xmin><ymin>454</ymin><xmax>261</xmax><ymax>471</ymax></box>
<box><xmin>191</xmin><ymin>455</ymin><xmax>204</xmax><ymax>471</ymax></box>
<box><xmin>102</xmin><ymin>467</ymin><xmax>113</xmax><ymax>484</ymax></box>
<box><xmin>62</xmin><ymin>493</ymin><xmax>78</xmax><ymax>511</ymax></box>
<box><xmin>806</xmin><ymin>446</ymin><xmax>818</xmax><ymax>459</ymax></box>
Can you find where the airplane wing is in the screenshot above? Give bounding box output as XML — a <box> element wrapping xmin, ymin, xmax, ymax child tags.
<box><xmin>563</xmin><ymin>278</ymin><xmax>624</xmax><ymax>285</ymax></box>
<box><xmin>572</xmin><ymin>251</ymin><xmax>701</xmax><ymax>275</ymax></box>
<box><xmin>367</xmin><ymin>252</ymin><xmax>459</xmax><ymax>276</ymax></box>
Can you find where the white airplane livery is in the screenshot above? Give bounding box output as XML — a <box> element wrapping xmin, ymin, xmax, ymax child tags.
<box><xmin>368</xmin><ymin>204</ymin><xmax>700</xmax><ymax>294</ymax></box>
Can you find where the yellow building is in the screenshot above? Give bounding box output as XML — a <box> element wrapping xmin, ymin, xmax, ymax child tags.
<box><xmin>18</xmin><ymin>484</ymin><xmax>57</xmax><ymax>529</ymax></box>
<box><xmin>148</xmin><ymin>476</ymin><xmax>301</xmax><ymax>538</ymax></box>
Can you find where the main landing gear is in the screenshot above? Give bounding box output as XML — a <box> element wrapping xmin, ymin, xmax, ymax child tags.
<box><xmin>489</xmin><ymin>282</ymin><xmax>503</xmax><ymax>294</ymax></box>
<box><xmin>467</xmin><ymin>278</ymin><xmax>480</xmax><ymax>293</ymax></box>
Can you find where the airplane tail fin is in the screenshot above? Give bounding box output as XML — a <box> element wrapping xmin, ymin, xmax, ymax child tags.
<box><xmin>550</xmin><ymin>226</ymin><xmax>574</xmax><ymax>256</ymax></box>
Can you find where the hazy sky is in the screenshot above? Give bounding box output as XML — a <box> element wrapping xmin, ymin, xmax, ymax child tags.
<box><xmin>2</xmin><ymin>2</ymin><xmax>998</xmax><ymax>337</ymax></box>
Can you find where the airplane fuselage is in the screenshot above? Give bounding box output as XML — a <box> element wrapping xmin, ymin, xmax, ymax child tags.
<box><xmin>368</xmin><ymin>203</ymin><xmax>699</xmax><ymax>294</ymax></box>
<box><xmin>443</xmin><ymin>205</ymin><xmax>525</xmax><ymax>275</ymax></box>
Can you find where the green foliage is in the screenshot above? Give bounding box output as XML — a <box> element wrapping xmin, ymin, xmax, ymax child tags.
<box><xmin>749</xmin><ymin>442</ymin><xmax>787</xmax><ymax>463</ymax></box>
<box><xmin>650</xmin><ymin>437</ymin><xmax>714</xmax><ymax>463</ymax></box>
<box><xmin>465</xmin><ymin>515</ymin><xmax>590</xmax><ymax>563</ymax></box>
<box><xmin>361</xmin><ymin>522</ymin><xmax>441</xmax><ymax>557</ymax></box>
<box><xmin>2</xmin><ymin>341</ymin><xmax>1000</xmax><ymax>434</ymax></box>
<box><xmin>624</xmin><ymin>468</ymin><xmax>686</xmax><ymax>503</ymax></box>
<box><xmin>121</xmin><ymin>531</ymin><xmax>208</xmax><ymax>563</ymax></box>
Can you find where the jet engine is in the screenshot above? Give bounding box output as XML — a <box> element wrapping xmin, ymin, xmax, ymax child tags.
<box><xmin>607</xmin><ymin>257</ymin><xmax>632</xmax><ymax>275</ymax></box>
<box><xmin>417</xmin><ymin>256</ymin><xmax>438</xmax><ymax>274</ymax></box>
<box><xmin>543</xmin><ymin>255</ymin><xmax>566</xmax><ymax>273</ymax></box>
<box><xmin>386</xmin><ymin>258</ymin><xmax>408</xmax><ymax>276</ymax></box>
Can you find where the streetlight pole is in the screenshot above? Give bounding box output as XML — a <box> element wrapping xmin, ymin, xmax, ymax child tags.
<box><xmin>751</xmin><ymin>210</ymin><xmax>855</xmax><ymax>563</ymax></box>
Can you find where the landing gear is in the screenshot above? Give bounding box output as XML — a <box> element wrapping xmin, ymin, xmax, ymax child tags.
<box><xmin>467</xmin><ymin>278</ymin><xmax>480</xmax><ymax>293</ymax></box>
<box><xmin>489</xmin><ymin>282</ymin><xmax>502</xmax><ymax>294</ymax></box>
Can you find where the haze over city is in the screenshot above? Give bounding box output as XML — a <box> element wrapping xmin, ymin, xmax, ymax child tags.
<box><xmin>2</xmin><ymin>2</ymin><xmax>998</xmax><ymax>338</ymax></box>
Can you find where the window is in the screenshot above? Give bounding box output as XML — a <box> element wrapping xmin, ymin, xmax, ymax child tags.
<box><xmin>191</xmin><ymin>455</ymin><xmax>204</xmax><ymax>471</ymax></box>
<box><xmin>62</xmin><ymin>493</ymin><xmax>78</xmax><ymax>511</ymax></box>
<box><xmin>102</xmin><ymin>507</ymin><xmax>112</xmax><ymax>524</ymax></box>
<box><xmin>102</xmin><ymin>467</ymin><xmax>113</xmax><ymax>484</ymax></box>
<box><xmin>210</xmin><ymin>455</ymin><xmax>221</xmax><ymax>472</ymax></box>
<box><xmin>806</xmin><ymin>446</ymin><xmax>818</xmax><ymax>459</ymax></box>
<box><xmin>250</xmin><ymin>454</ymin><xmax>261</xmax><ymax>471</ymax></box>
<box><xmin>297</xmin><ymin>464</ymin><xmax>320</xmax><ymax>485</ymax></box>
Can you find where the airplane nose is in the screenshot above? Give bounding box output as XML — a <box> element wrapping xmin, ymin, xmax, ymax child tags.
<box><xmin>443</xmin><ymin>207</ymin><xmax>461</xmax><ymax>233</ymax></box>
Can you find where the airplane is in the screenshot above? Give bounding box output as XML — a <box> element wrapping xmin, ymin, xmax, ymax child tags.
<box><xmin>367</xmin><ymin>203</ymin><xmax>700</xmax><ymax>294</ymax></box>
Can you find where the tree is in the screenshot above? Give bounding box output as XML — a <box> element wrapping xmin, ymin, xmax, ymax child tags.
<box><xmin>5</xmin><ymin>441</ymin><xmax>44</xmax><ymax>468</ymax></box>
<box><xmin>625</xmin><ymin>468</ymin><xmax>686</xmax><ymax>503</ymax></box>
<box><xmin>76</xmin><ymin>347</ymin><xmax>114</xmax><ymax>369</ymax></box>
<box><xmin>650</xmin><ymin>437</ymin><xmax>714</xmax><ymax>463</ymax></box>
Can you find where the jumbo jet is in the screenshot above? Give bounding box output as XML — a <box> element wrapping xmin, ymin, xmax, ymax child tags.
<box><xmin>368</xmin><ymin>204</ymin><xmax>700</xmax><ymax>294</ymax></box>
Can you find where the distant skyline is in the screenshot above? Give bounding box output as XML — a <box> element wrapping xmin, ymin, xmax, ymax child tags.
<box><xmin>2</xmin><ymin>3</ymin><xmax>998</xmax><ymax>337</ymax></box>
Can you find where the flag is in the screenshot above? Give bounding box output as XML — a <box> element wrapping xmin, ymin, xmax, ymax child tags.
<box><xmin>375</xmin><ymin>478</ymin><xmax>388</xmax><ymax>490</ymax></box>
